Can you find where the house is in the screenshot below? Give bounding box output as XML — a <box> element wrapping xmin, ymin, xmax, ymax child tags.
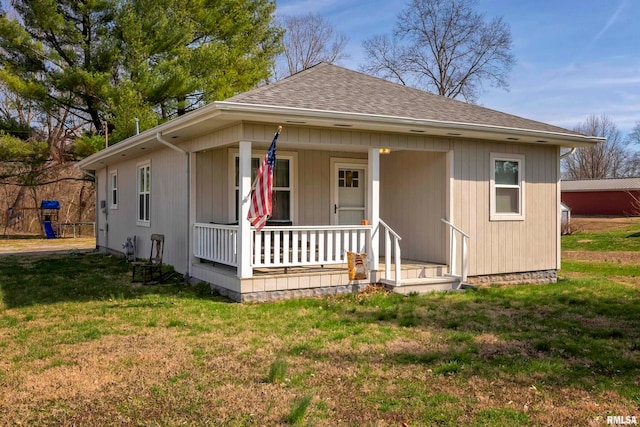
<box><xmin>77</xmin><ymin>63</ymin><xmax>602</xmax><ymax>302</ymax></box>
<box><xmin>561</xmin><ymin>178</ymin><xmax>640</xmax><ymax>216</ymax></box>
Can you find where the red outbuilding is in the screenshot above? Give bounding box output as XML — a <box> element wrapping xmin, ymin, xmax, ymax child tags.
<box><xmin>561</xmin><ymin>178</ymin><xmax>640</xmax><ymax>216</ymax></box>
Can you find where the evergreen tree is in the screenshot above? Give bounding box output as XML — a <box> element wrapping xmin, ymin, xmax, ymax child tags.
<box><xmin>0</xmin><ymin>0</ymin><xmax>282</xmax><ymax>146</ymax></box>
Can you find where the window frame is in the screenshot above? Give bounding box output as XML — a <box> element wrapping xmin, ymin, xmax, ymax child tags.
<box><xmin>229</xmin><ymin>150</ymin><xmax>297</xmax><ymax>224</ymax></box>
<box><xmin>490</xmin><ymin>152</ymin><xmax>525</xmax><ymax>221</ymax></box>
<box><xmin>136</xmin><ymin>160</ymin><xmax>151</xmax><ymax>227</ymax></box>
<box><xmin>109</xmin><ymin>169</ymin><xmax>118</xmax><ymax>210</ymax></box>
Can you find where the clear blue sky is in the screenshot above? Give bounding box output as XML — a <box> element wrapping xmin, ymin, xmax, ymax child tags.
<box><xmin>2</xmin><ymin>0</ymin><xmax>637</xmax><ymax>136</ymax></box>
<box><xmin>277</xmin><ymin>0</ymin><xmax>640</xmax><ymax>137</ymax></box>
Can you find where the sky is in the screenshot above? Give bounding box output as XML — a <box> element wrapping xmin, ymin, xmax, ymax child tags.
<box><xmin>276</xmin><ymin>0</ymin><xmax>640</xmax><ymax>137</ymax></box>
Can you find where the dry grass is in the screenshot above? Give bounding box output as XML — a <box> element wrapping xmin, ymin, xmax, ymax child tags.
<box><xmin>569</xmin><ymin>216</ymin><xmax>640</xmax><ymax>233</ymax></box>
<box><xmin>0</xmin><ymin>236</ymin><xmax>95</xmax><ymax>255</ymax></box>
<box><xmin>0</xmin><ymin>222</ymin><xmax>639</xmax><ymax>426</ymax></box>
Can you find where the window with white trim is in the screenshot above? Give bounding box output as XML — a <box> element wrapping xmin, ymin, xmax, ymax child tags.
<box><xmin>490</xmin><ymin>153</ymin><xmax>524</xmax><ymax>221</ymax></box>
<box><xmin>137</xmin><ymin>161</ymin><xmax>150</xmax><ymax>226</ymax></box>
<box><xmin>109</xmin><ymin>170</ymin><xmax>118</xmax><ymax>209</ymax></box>
<box><xmin>234</xmin><ymin>155</ymin><xmax>292</xmax><ymax>223</ymax></box>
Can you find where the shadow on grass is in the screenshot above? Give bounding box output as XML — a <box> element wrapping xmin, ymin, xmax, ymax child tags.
<box><xmin>0</xmin><ymin>252</ymin><xmax>229</xmax><ymax>308</ymax></box>
<box><xmin>297</xmin><ymin>282</ymin><xmax>640</xmax><ymax>403</ymax></box>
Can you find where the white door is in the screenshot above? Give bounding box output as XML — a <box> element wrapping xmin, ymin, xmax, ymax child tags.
<box><xmin>333</xmin><ymin>163</ymin><xmax>367</xmax><ymax>225</ymax></box>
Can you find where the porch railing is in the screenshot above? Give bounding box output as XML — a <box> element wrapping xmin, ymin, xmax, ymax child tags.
<box><xmin>252</xmin><ymin>225</ymin><xmax>370</xmax><ymax>268</ymax></box>
<box><xmin>193</xmin><ymin>223</ymin><xmax>371</xmax><ymax>269</ymax></box>
<box><xmin>441</xmin><ymin>218</ymin><xmax>469</xmax><ymax>282</ymax></box>
<box><xmin>193</xmin><ymin>223</ymin><xmax>239</xmax><ymax>267</ymax></box>
<box><xmin>378</xmin><ymin>219</ymin><xmax>402</xmax><ymax>285</ymax></box>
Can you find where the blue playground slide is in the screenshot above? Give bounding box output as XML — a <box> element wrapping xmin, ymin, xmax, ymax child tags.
<box><xmin>43</xmin><ymin>221</ymin><xmax>56</xmax><ymax>239</ymax></box>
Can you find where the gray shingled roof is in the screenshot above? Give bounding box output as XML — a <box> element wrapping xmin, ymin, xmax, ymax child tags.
<box><xmin>562</xmin><ymin>178</ymin><xmax>640</xmax><ymax>191</ymax></box>
<box><xmin>226</xmin><ymin>62</ymin><xmax>583</xmax><ymax>136</ymax></box>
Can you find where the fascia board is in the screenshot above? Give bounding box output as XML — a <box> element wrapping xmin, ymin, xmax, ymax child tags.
<box><xmin>216</xmin><ymin>102</ymin><xmax>605</xmax><ymax>147</ymax></box>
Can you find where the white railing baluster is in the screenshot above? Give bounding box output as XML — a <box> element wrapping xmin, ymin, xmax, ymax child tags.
<box><xmin>292</xmin><ymin>230</ymin><xmax>299</xmax><ymax>264</ymax></box>
<box><xmin>441</xmin><ymin>219</ymin><xmax>470</xmax><ymax>282</ymax></box>
<box><xmin>384</xmin><ymin>228</ymin><xmax>391</xmax><ymax>280</ymax></box>
<box><xmin>301</xmin><ymin>232</ymin><xmax>308</xmax><ymax>264</ymax></box>
<box><xmin>394</xmin><ymin>236</ymin><xmax>402</xmax><ymax>284</ymax></box>
<box><xmin>318</xmin><ymin>230</ymin><xmax>325</xmax><ymax>264</ymax></box>
<box><xmin>254</xmin><ymin>230</ymin><xmax>262</xmax><ymax>266</ymax></box>
<box><xmin>264</xmin><ymin>231</ymin><xmax>272</xmax><ymax>266</ymax></box>
<box><xmin>378</xmin><ymin>219</ymin><xmax>402</xmax><ymax>286</ymax></box>
<box><xmin>194</xmin><ymin>223</ymin><xmax>375</xmax><ymax>270</ymax></box>
<box><xmin>309</xmin><ymin>231</ymin><xmax>316</xmax><ymax>263</ymax></box>
<box><xmin>274</xmin><ymin>230</ymin><xmax>281</xmax><ymax>265</ymax></box>
<box><xmin>283</xmin><ymin>230</ymin><xmax>290</xmax><ymax>264</ymax></box>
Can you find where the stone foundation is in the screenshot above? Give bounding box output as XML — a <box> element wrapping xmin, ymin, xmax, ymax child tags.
<box><xmin>207</xmin><ymin>281</ymin><xmax>372</xmax><ymax>303</ymax></box>
<box><xmin>465</xmin><ymin>269</ymin><xmax>557</xmax><ymax>286</ymax></box>
<box><xmin>203</xmin><ymin>269</ymin><xmax>558</xmax><ymax>302</ymax></box>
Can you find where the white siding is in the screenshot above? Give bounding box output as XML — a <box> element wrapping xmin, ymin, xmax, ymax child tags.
<box><xmin>94</xmin><ymin>121</ymin><xmax>561</xmax><ymax>280</ymax></box>
<box><xmin>452</xmin><ymin>140</ymin><xmax>559</xmax><ymax>275</ymax></box>
<box><xmin>380</xmin><ymin>150</ymin><xmax>448</xmax><ymax>264</ymax></box>
<box><xmin>95</xmin><ymin>147</ymin><xmax>189</xmax><ymax>274</ymax></box>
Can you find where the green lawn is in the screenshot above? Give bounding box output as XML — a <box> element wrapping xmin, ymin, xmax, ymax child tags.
<box><xmin>0</xmin><ymin>247</ymin><xmax>638</xmax><ymax>426</ymax></box>
<box><xmin>562</xmin><ymin>226</ymin><xmax>640</xmax><ymax>251</ymax></box>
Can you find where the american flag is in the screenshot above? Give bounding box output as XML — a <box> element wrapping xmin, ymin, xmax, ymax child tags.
<box><xmin>247</xmin><ymin>127</ymin><xmax>280</xmax><ymax>231</ymax></box>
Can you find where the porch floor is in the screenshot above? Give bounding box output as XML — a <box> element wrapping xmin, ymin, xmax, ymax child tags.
<box><xmin>192</xmin><ymin>257</ymin><xmax>453</xmax><ymax>302</ymax></box>
<box><xmin>196</xmin><ymin>257</ymin><xmax>447</xmax><ymax>279</ymax></box>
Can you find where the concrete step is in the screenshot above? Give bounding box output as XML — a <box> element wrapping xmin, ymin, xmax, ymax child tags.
<box><xmin>381</xmin><ymin>276</ymin><xmax>461</xmax><ymax>295</ymax></box>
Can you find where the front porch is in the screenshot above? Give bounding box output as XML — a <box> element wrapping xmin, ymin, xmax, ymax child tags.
<box><xmin>188</xmin><ymin>130</ymin><xmax>470</xmax><ymax>301</ymax></box>
<box><xmin>191</xmin><ymin>220</ymin><xmax>468</xmax><ymax>302</ymax></box>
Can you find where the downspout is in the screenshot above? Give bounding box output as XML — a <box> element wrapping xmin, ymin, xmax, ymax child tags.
<box><xmin>82</xmin><ymin>170</ymin><xmax>98</xmax><ymax>250</ymax></box>
<box><xmin>104</xmin><ymin>165</ymin><xmax>109</xmax><ymax>250</ymax></box>
<box><xmin>560</xmin><ymin>147</ymin><xmax>576</xmax><ymax>158</ymax></box>
<box><xmin>156</xmin><ymin>132</ymin><xmax>191</xmax><ymax>279</ymax></box>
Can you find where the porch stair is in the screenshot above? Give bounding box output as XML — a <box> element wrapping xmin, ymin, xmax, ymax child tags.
<box><xmin>376</xmin><ymin>218</ymin><xmax>469</xmax><ymax>296</ymax></box>
<box><xmin>381</xmin><ymin>276</ymin><xmax>461</xmax><ymax>295</ymax></box>
<box><xmin>375</xmin><ymin>260</ymin><xmax>461</xmax><ymax>295</ymax></box>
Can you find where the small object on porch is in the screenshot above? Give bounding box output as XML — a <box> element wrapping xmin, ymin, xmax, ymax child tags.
<box><xmin>132</xmin><ymin>234</ymin><xmax>165</xmax><ymax>284</ymax></box>
<box><xmin>347</xmin><ymin>251</ymin><xmax>368</xmax><ymax>280</ymax></box>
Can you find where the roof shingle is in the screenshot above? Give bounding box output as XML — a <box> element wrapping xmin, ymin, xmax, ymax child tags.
<box><xmin>226</xmin><ymin>62</ymin><xmax>583</xmax><ymax>136</ymax></box>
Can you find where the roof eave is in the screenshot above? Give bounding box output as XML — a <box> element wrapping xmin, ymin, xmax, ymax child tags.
<box><xmin>216</xmin><ymin>102</ymin><xmax>604</xmax><ymax>147</ymax></box>
<box><xmin>76</xmin><ymin>103</ymin><xmax>227</xmax><ymax>170</ymax></box>
<box><xmin>76</xmin><ymin>100</ymin><xmax>603</xmax><ymax>170</ymax></box>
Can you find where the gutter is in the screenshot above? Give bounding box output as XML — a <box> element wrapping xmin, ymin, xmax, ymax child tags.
<box><xmin>155</xmin><ymin>132</ymin><xmax>192</xmax><ymax>279</ymax></box>
<box><xmin>215</xmin><ymin>101</ymin><xmax>606</xmax><ymax>146</ymax></box>
<box><xmin>77</xmin><ymin>100</ymin><xmax>604</xmax><ymax>171</ymax></box>
<box><xmin>156</xmin><ymin>132</ymin><xmax>188</xmax><ymax>155</ymax></box>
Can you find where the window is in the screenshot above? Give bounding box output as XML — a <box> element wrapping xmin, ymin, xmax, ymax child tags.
<box><xmin>234</xmin><ymin>155</ymin><xmax>292</xmax><ymax>222</ymax></box>
<box><xmin>109</xmin><ymin>170</ymin><xmax>118</xmax><ymax>209</ymax></box>
<box><xmin>137</xmin><ymin>161</ymin><xmax>150</xmax><ymax>226</ymax></box>
<box><xmin>490</xmin><ymin>153</ymin><xmax>524</xmax><ymax>221</ymax></box>
<box><xmin>338</xmin><ymin>169</ymin><xmax>359</xmax><ymax>188</ymax></box>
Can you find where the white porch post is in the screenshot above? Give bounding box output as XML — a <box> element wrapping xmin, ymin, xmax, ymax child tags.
<box><xmin>188</xmin><ymin>151</ymin><xmax>197</xmax><ymax>278</ymax></box>
<box><xmin>368</xmin><ymin>147</ymin><xmax>380</xmax><ymax>271</ymax></box>
<box><xmin>238</xmin><ymin>141</ymin><xmax>253</xmax><ymax>278</ymax></box>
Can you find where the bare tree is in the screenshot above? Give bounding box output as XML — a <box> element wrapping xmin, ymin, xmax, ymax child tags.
<box><xmin>562</xmin><ymin>115</ymin><xmax>630</xmax><ymax>179</ymax></box>
<box><xmin>277</xmin><ymin>13</ymin><xmax>349</xmax><ymax>78</ymax></box>
<box><xmin>627</xmin><ymin>120</ymin><xmax>640</xmax><ymax>147</ymax></box>
<box><xmin>361</xmin><ymin>0</ymin><xmax>514</xmax><ymax>103</ymax></box>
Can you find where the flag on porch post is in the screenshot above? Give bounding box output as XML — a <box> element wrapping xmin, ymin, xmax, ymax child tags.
<box><xmin>247</xmin><ymin>126</ymin><xmax>281</xmax><ymax>231</ymax></box>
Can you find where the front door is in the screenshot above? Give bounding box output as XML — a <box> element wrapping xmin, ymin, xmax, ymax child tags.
<box><xmin>332</xmin><ymin>162</ymin><xmax>367</xmax><ymax>225</ymax></box>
